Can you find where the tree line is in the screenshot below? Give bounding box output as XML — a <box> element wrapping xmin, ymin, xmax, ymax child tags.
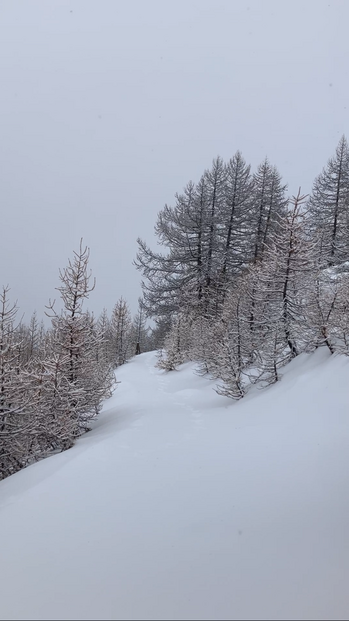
<box><xmin>136</xmin><ymin>136</ymin><xmax>349</xmax><ymax>398</ymax></box>
<box><xmin>3</xmin><ymin>136</ymin><xmax>349</xmax><ymax>480</ymax></box>
<box><xmin>0</xmin><ymin>242</ymin><xmax>152</xmax><ymax>481</ymax></box>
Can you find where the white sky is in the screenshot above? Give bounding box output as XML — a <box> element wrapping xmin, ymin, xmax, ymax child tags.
<box><xmin>0</xmin><ymin>0</ymin><xmax>348</xmax><ymax>320</ymax></box>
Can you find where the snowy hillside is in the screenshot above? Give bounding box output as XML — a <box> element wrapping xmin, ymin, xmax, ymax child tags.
<box><xmin>1</xmin><ymin>350</ymin><xmax>349</xmax><ymax>620</ymax></box>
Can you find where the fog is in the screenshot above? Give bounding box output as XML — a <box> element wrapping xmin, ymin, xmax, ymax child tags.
<box><xmin>0</xmin><ymin>0</ymin><xmax>348</xmax><ymax>320</ymax></box>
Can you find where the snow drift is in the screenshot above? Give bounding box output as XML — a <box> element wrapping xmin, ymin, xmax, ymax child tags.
<box><xmin>0</xmin><ymin>349</ymin><xmax>349</xmax><ymax>620</ymax></box>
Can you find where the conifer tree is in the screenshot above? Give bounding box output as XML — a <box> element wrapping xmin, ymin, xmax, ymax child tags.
<box><xmin>110</xmin><ymin>297</ymin><xmax>132</xmax><ymax>365</ymax></box>
<box><xmin>250</xmin><ymin>159</ymin><xmax>288</xmax><ymax>262</ymax></box>
<box><xmin>135</xmin><ymin>158</ymin><xmax>229</xmax><ymax>318</ymax></box>
<box><xmin>261</xmin><ymin>190</ymin><xmax>313</xmax><ymax>357</ymax></box>
<box><xmin>0</xmin><ymin>287</ymin><xmax>31</xmax><ymax>478</ymax></box>
<box><xmin>131</xmin><ymin>298</ymin><xmax>148</xmax><ymax>355</ymax></box>
<box><xmin>209</xmin><ymin>284</ymin><xmax>250</xmax><ymax>399</ymax></box>
<box><xmin>46</xmin><ymin>241</ymin><xmax>114</xmax><ymax>438</ymax></box>
<box><xmin>96</xmin><ymin>307</ymin><xmax>112</xmax><ymax>366</ymax></box>
<box><xmin>308</xmin><ymin>135</ymin><xmax>349</xmax><ymax>266</ymax></box>
<box><xmin>219</xmin><ymin>151</ymin><xmax>253</xmax><ymax>280</ymax></box>
<box><xmin>157</xmin><ymin>313</ymin><xmax>192</xmax><ymax>370</ymax></box>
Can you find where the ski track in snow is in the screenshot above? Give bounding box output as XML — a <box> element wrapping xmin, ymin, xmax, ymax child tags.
<box><xmin>0</xmin><ymin>350</ymin><xmax>349</xmax><ymax>620</ymax></box>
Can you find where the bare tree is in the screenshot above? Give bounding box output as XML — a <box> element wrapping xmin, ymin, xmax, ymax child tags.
<box><xmin>308</xmin><ymin>135</ymin><xmax>349</xmax><ymax>266</ymax></box>
<box><xmin>131</xmin><ymin>298</ymin><xmax>148</xmax><ymax>355</ymax></box>
<box><xmin>46</xmin><ymin>240</ymin><xmax>114</xmax><ymax>439</ymax></box>
<box><xmin>110</xmin><ymin>297</ymin><xmax>132</xmax><ymax>365</ymax></box>
<box><xmin>0</xmin><ymin>287</ymin><xmax>31</xmax><ymax>479</ymax></box>
<box><xmin>250</xmin><ymin>158</ymin><xmax>288</xmax><ymax>262</ymax></box>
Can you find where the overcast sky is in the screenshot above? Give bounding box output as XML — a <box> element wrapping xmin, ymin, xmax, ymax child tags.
<box><xmin>0</xmin><ymin>0</ymin><xmax>348</xmax><ymax>321</ymax></box>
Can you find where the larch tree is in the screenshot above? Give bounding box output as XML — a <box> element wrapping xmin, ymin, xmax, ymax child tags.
<box><xmin>308</xmin><ymin>135</ymin><xmax>349</xmax><ymax>266</ymax></box>
<box><xmin>95</xmin><ymin>307</ymin><xmax>112</xmax><ymax>367</ymax></box>
<box><xmin>261</xmin><ymin>190</ymin><xmax>314</xmax><ymax>358</ymax></box>
<box><xmin>131</xmin><ymin>298</ymin><xmax>148</xmax><ymax>355</ymax></box>
<box><xmin>201</xmin><ymin>157</ymin><xmax>227</xmax><ymax>296</ymax></box>
<box><xmin>135</xmin><ymin>158</ymin><xmax>228</xmax><ymax>319</ymax></box>
<box><xmin>250</xmin><ymin>158</ymin><xmax>288</xmax><ymax>262</ymax></box>
<box><xmin>208</xmin><ymin>281</ymin><xmax>251</xmax><ymax>399</ymax></box>
<box><xmin>46</xmin><ymin>240</ymin><xmax>115</xmax><ymax>439</ymax></box>
<box><xmin>0</xmin><ymin>287</ymin><xmax>31</xmax><ymax>479</ymax></box>
<box><xmin>157</xmin><ymin>312</ymin><xmax>193</xmax><ymax>371</ymax></box>
<box><xmin>110</xmin><ymin>297</ymin><xmax>132</xmax><ymax>366</ymax></box>
<box><xmin>219</xmin><ymin>151</ymin><xmax>253</xmax><ymax>283</ymax></box>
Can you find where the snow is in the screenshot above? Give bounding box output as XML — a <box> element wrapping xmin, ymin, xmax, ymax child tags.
<box><xmin>1</xmin><ymin>349</ymin><xmax>349</xmax><ymax>620</ymax></box>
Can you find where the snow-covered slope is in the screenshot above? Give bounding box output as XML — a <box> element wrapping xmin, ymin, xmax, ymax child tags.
<box><xmin>1</xmin><ymin>350</ymin><xmax>349</xmax><ymax>620</ymax></box>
